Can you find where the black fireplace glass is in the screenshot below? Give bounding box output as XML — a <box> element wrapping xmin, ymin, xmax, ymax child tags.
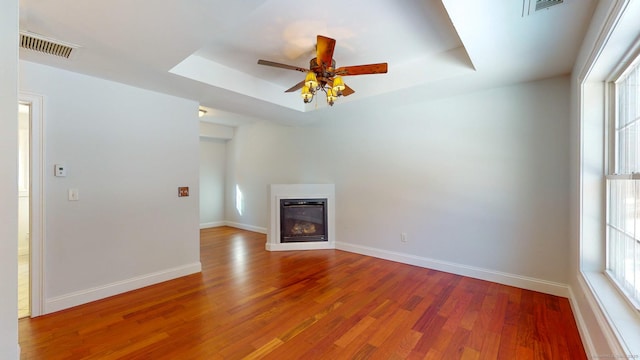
<box><xmin>280</xmin><ymin>198</ymin><xmax>328</xmax><ymax>243</ymax></box>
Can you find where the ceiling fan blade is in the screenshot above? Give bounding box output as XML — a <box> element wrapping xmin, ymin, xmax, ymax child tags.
<box><xmin>285</xmin><ymin>80</ymin><xmax>305</xmax><ymax>93</ymax></box>
<box><xmin>342</xmin><ymin>84</ymin><xmax>355</xmax><ymax>96</ymax></box>
<box><xmin>316</xmin><ymin>35</ymin><xmax>336</xmax><ymax>68</ymax></box>
<box><xmin>257</xmin><ymin>59</ymin><xmax>309</xmax><ymax>73</ymax></box>
<box><xmin>335</xmin><ymin>63</ymin><xmax>388</xmax><ymax>76</ymax></box>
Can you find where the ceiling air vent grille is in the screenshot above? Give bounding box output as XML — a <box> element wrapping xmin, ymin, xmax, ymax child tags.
<box><xmin>20</xmin><ymin>31</ymin><xmax>77</xmax><ymax>59</ymax></box>
<box><xmin>522</xmin><ymin>0</ymin><xmax>565</xmax><ymax>16</ymax></box>
<box><xmin>535</xmin><ymin>0</ymin><xmax>563</xmax><ymax>11</ymax></box>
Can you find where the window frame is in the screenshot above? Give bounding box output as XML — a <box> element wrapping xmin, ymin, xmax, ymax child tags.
<box><xmin>605</xmin><ymin>52</ymin><xmax>640</xmax><ymax>312</ymax></box>
<box><xmin>578</xmin><ymin>1</ymin><xmax>640</xmax><ymax>356</ymax></box>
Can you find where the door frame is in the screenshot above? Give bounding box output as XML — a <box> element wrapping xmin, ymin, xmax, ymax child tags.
<box><xmin>19</xmin><ymin>92</ymin><xmax>44</xmax><ymax>317</ymax></box>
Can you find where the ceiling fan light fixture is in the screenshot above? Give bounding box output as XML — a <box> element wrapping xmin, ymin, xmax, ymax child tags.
<box><xmin>327</xmin><ymin>88</ymin><xmax>337</xmax><ymax>106</ymax></box>
<box><xmin>304</xmin><ymin>71</ymin><xmax>318</xmax><ymax>89</ymax></box>
<box><xmin>301</xmin><ymin>85</ymin><xmax>313</xmax><ymax>103</ymax></box>
<box><xmin>257</xmin><ymin>35</ymin><xmax>388</xmax><ymax>108</ymax></box>
<box><xmin>332</xmin><ymin>76</ymin><xmax>345</xmax><ymax>93</ymax></box>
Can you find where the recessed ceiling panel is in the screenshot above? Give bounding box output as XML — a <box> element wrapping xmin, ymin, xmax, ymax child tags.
<box><xmin>195</xmin><ymin>0</ymin><xmax>463</xmax><ymax>86</ymax></box>
<box><xmin>170</xmin><ymin>0</ymin><xmax>469</xmax><ymax>111</ymax></box>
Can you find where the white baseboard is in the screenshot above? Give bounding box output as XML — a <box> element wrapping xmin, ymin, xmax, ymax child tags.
<box><xmin>202</xmin><ymin>223</ymin><xmax>572</xmax><ymax>297</ymax></box>
<box><xmin>44</xmin><ymin>262</ymin><xmax>202</xmax><ymax>314</ymax></box>
<box><xmin>224</xmin><ymin>221</ymin><xmax>267</xmax><ymax>234</ymax></box>
<box><xmin>570</xmin><ymin>272</ymin><xmax>636</xmax><ymax>358</ymax></box>
<box><xmin>266</xmin><ymin>241</ymin><xmax>335</xmax><ymax>251</ymax></box>
<box><xmin>567</xmin><ymin>279</ymin><xmax>598</xmax><ymax>357</ymax></box>
<box><xmin>200</xmin><ymin>221</ymin><xmax>225</xmax><ymax>229</ymax></box>
<box><xmin>336</xmin><ymin>241</ymin><xmax>569</xmax><ymax>298</ymax></box>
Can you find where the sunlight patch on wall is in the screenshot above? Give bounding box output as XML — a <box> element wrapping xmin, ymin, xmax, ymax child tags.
<box><xmin>235</xmin><ymin>184</ymin><xmax>244</xmax><ymax>216</ymax></box>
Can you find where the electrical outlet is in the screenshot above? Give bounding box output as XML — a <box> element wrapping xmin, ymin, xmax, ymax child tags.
<box><xmin>68</xmin><ymin>188</ymin><xmax>79</xmax><ymax>201</ymax></box>
<box><xmin>401</xmin><ymin>232</ymin><xmax>407</xmax><ymax>243</ymax></box>
<box><xmin>54</xmin><ymin>164</ymin><xmax>67</xmax><ymax>177</ymax></box>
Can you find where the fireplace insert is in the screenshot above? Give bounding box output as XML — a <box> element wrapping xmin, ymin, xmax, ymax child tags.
<box><xmin>280</xmin><ymin>198</ymin><xmax>328</xmax><ymax>243</ymax></box>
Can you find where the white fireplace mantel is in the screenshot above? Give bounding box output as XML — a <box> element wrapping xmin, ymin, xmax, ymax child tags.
<box><xmin>267</xmin><ymin>184</ymin><xmax>335</xmax><ymax>251</ymax></box>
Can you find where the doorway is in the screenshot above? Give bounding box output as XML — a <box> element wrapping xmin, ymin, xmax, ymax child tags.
<box><xmin>18</xmin><ymin>93</ymin><xmax>43</xmax><ymax>318</ymax></box>
<box><xmin>18</xmin><ymin>102</ymin><xmax>30</xmax><ymax>318</ymax></box>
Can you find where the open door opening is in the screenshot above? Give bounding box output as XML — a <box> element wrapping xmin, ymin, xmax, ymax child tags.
<box><xmin>19</xmin><ymin>93</ymin><xmax>43</xmax><ymax>318</ymax></box>
<box><xmin>18</xmin><ymin>102</ymin><xmax>30</xmax><ymax>318</ymax></box>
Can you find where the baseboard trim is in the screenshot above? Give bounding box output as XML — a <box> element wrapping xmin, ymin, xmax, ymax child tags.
<box><xmin>224</xmin><ymin>221</ymin><xmax>267</xmax><ymax>234</ymax></box>
<box><xmin>44</xmin><ymin>262</ymin><xmax>202</xmax><ymax>314</ymax></box>
<box><xmin>336</xmin><ymin>241</ymin><xmax>569</xmax><ymax>298</ymax></box>
<box><xmin>200</xmin><ymin>221</ymin><xmax>225</xmax><ymax>229</ymax></box>
<box><xmin>568</xmin><ymin>278</ymin><xmax>598</xmax><ymax>357</ymax></box>
<box><xmin>266</xmin><ymin>241</ymin><xmax>335</xmax><ymax>251</ymax></box>
<box><xmin>572</xmin><ymin>271</ymin><xmax>635</xmax><ymax>358</ymax></box>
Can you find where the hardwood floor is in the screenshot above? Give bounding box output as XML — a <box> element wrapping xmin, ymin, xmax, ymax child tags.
<box><xmin>19</xmin><ymin>227</ymin><xmax>586</xmax><ymax>359</ymax></box>
<box><xmin>18</xmin><ymin>253</ymin><xmax>30</xmax><ymax>318</ymax></box>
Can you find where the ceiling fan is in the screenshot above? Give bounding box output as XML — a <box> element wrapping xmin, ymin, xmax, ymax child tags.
<box><xmin>257</xmin><ymin>35</ymin><xmax>388</xmax><ymax>106</ymax></box>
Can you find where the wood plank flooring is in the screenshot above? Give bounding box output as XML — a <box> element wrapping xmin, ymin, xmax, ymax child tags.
<box><xmin>18</xmin><ymin>253</ymin><xmax>30</xmax><ymax>318</ymax></box>
<box><xmin>19</xmin><ymin>227</ymin><xmax>587</xmax><ymax>359</ymax></box>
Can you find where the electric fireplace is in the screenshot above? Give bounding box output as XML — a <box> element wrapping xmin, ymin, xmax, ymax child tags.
<box><xmin>280</xmin><ymin>198</ymin><xmax>328</xmax><ymax>243</ymax></box>
<box><xmin>267</xmin><ymin>184</ymin><xmax>335</xmax><ymax>251</ymax></box>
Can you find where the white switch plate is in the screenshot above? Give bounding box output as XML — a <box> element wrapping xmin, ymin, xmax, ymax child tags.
<box><xmin>55</xmin><ymin>164</ymin><xmax>67</xmax><ymax>177</ymax></box>
<box><xmin>68</xmin><ymin>188</ymin><xmax>79</xmax><ymax>201</ymax></box>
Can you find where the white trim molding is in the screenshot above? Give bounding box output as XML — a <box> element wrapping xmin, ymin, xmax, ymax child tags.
<box><xmin>337</xmin><ymin>241</ymin><xmax>570</xmax><ymax>298</ymax></box>
<box><xmin>569</xmin><ymin>273</ymin><xmax>633</xmax><ymax>358</ymax></box>
<box><xmin>224</xmin><ymin>221</ymin><xmax>267</xmax><ymax>234</ymax></box>
<box><xmin>573</xmin><ymin>0</ymin><xmax>640</xmax><ymax>357</ymax></box>
<box><xmin>199</xmin><ymin>221</ymin><xmax>226</xmax><ymax>229</ymax></box>
<box><xmin>199</xmin><ymin>221</ymin><xmax>267</xmax><ymax>233</ymax></box>
<box><xmin>44</xmin><ymin>262</ymin><xmax>202</xmax><ymax>314</ymax></box>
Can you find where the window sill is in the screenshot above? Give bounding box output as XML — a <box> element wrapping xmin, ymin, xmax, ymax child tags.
<box><xmin>582</xmin><ymin>270</ymin><xmax>640</xmax><ymax>358</ymax></box>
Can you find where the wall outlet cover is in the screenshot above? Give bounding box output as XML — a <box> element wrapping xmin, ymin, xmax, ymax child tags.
<box><xmin>54</xmin><ymin>164</ymin><xmax>66</xmax><ymax>177</ymax></box>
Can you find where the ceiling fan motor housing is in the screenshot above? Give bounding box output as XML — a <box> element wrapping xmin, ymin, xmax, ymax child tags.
<box><xmin>310</xmin><ymin>57</ymin><xmax>336</xmax><ymax>75</ymax></box>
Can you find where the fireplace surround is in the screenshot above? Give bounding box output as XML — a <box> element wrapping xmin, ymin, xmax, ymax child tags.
<box><xmin>267</xmin><ymin>184</ymin><xmax>335</xmax><ymax>251</ymax></box>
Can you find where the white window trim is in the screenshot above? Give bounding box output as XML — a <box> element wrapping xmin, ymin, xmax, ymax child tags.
<box><xmin>577</xmin><ymin>0</ymin><xmax>640</xmax><ymax>357</ymax></box>
<box><xmin>606</xmin><ymin>64</ymin><xmax>640</xmax><ymax>310</ymax></box>
<box><xmin>579</xmin><ymin>271</ymin><xmax>640</xmax><ymax>356</ymax></box>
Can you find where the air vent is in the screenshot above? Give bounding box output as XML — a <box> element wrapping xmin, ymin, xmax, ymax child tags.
<box><xmin>535</xmin><ymin>0</ymin><xmax>563</xmax><ymax>11</ymax></box>
<box><xmin>522</xmin><ymin>0</ymin><xmax>564</xmax><ymax>16</ymax></box>
<box><xmin>19</xmin><ymin>31</ymin><xmax>78</xmax><ymax>59</ymax></box>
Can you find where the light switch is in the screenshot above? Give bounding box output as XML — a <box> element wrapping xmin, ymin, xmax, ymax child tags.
<box><xmin>68</xmin><ymin>188</ymin><xmax>79</xmax><ymax>201</ymax></box>
<box><xmin>55</xmin><ymin>164</ymin><xmax>67</xmax><ymax>177</ymax></box>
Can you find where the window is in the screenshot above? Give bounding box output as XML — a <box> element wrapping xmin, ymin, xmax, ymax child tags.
<box><xmin>607</xmin><ymin>56</ymin><xmax>640</xmax><ymax>309</ymax></box>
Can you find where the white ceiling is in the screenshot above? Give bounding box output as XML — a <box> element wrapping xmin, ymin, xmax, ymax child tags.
<box><xmin>18</xmin><ymin>0</ymin><xmax>597</xmax><ymax>126</ymax></box>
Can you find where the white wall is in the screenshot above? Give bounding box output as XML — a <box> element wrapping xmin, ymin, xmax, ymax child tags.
<box><xmin>1</xmin><ymin>0</ymin><xmax>19</xmax><ymax>357</ymax></box>
<box><xmin>226</xmin><ymin>76</ymin><xmax>571</xmax><ymax>287</ymax></box>
<box><xmin>19</xmin><ymin>61</ymin><xmax>201</xmax><ymax>313</ymax></box>
<box><xmin>200</xmin><ymin>137</ymin><xmax>226</xmax><ymax>227</ymax></box>
<box><xmin>200</xmin><ymin>121</ymin><xmax>233</xmax><ymax>140</ymax></box>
